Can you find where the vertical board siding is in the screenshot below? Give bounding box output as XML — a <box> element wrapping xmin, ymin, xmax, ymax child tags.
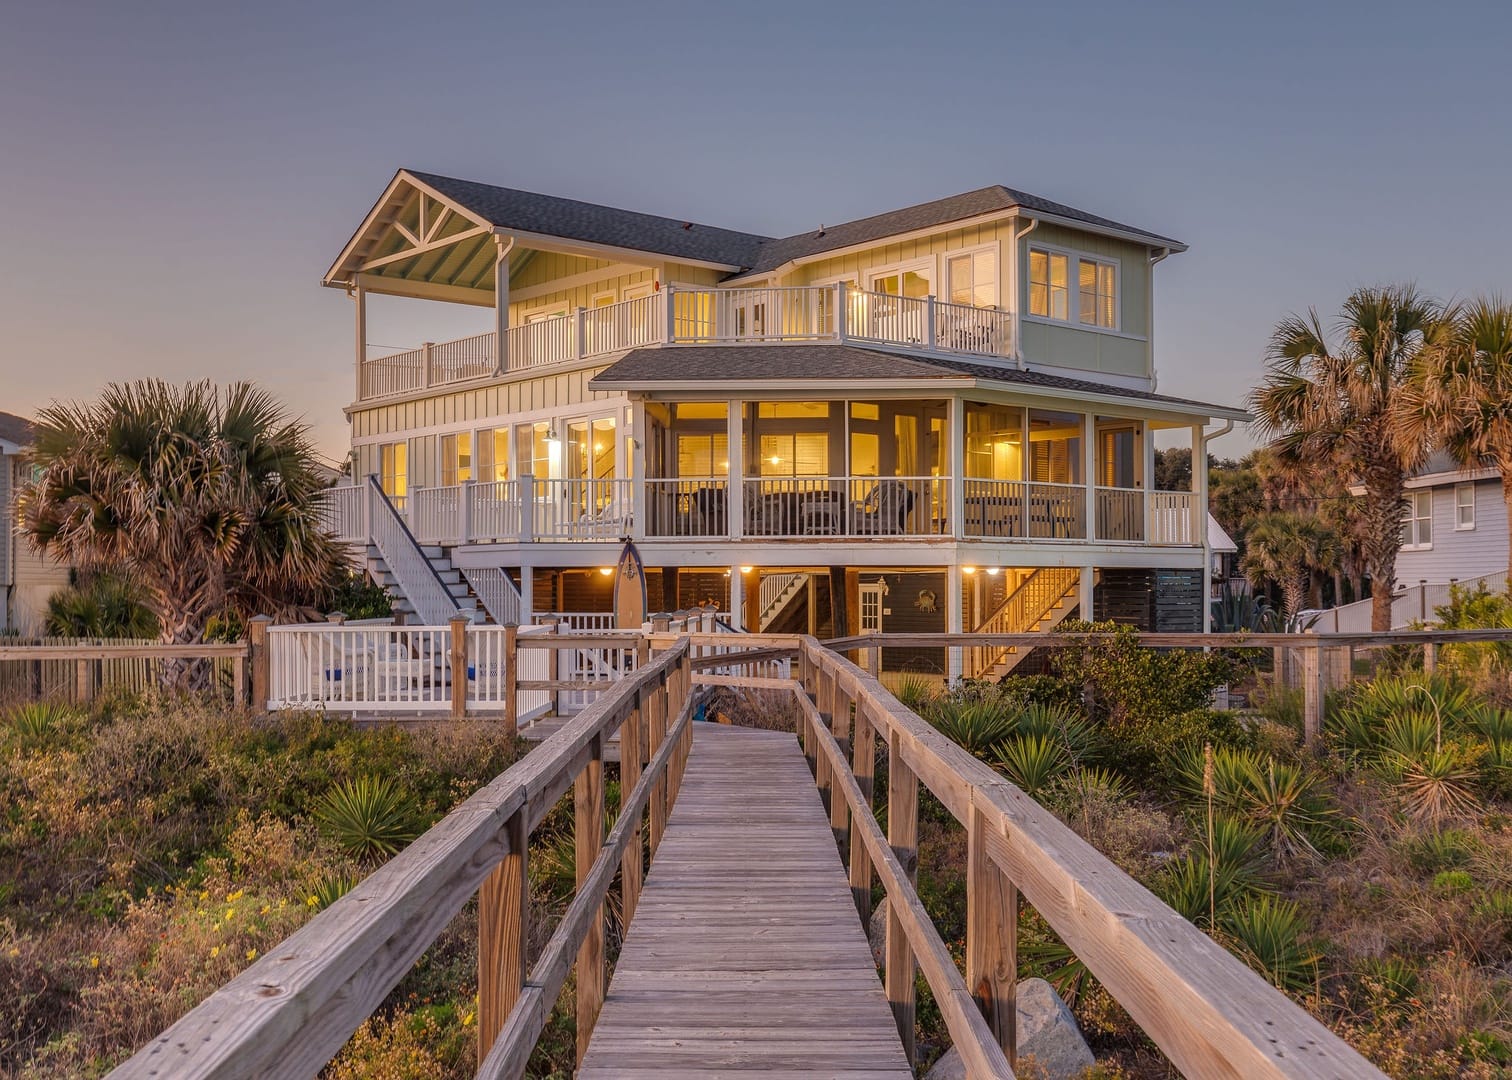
<box><xmin>1395</xmin><ymin>478</ymin><xmax>1510</xmax><ymax>586</ymax></box>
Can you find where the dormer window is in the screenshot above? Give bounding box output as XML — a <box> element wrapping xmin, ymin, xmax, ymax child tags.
<box><xmin>1029</xmin><ymin>247</ymin><xmax>1119</xmax><ymax>329</ymax></box>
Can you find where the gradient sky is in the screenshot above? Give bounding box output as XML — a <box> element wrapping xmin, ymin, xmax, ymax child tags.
<box><xmin>3</xmin><ymin>1</ymin><xmax>1509</xmax><ymax>462</ymax></box>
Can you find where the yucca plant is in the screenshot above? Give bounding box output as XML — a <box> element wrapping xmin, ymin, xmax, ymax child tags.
<box><xmin>1356</xmin><ymin>956</ymin><xmax>1421</xmax><ymax>1007</ymax></box>
<box><xmin>1392</xmin><ymin>744</ymin><xmax>1481</xmax><ymax>822</ymax></box>
<box><xmin>926</xmin><ymin>699</ymin><xmax>1016</xmax><ymax>758</ymax></box>
<box><xmin>5</xmin><ymin>701</ymin><xmax>79</xmax><ymax>742</ymax></box>
<box><xmin>889</xmin><ymin>673</ymin><xmax>936</xmax><ymax>712</ymax></box>
<box><xmin>1013</xmin><ymin>702</ymin><xmax>1102</xmax><ymax>762</ymax></box>
<box><xmin>312</xmin><ymin>775</ymin><xmax>421</xmax><ymax>861</ymax></box>
<box><xmin>992</xmin><ymin>734</ymin><xmax>1070</xmax><ymax>796</ymax></box>
<box><xmin>1157</xmin><ymin>816</ymin><xmax>1269</xmax><ymax>928</ymax></box>
<box><xmin>1242</xmin><ymin>756</ymin><xmax>1332</xmax><ymax>859</ymax></box>
<box><xmin>311</xmin><ymin>870</ymin><xmax>362</xmax><ymax>911</ymax></box>
<box><xmin>1222</xmin><ymin>895</ymin><xmax>1319</xmax><ymax>991</ymax></box>
<box><xmin>1172</xmin><ymin>743</ymin><xmax>1260</xmax><ymax>812</ymax></box>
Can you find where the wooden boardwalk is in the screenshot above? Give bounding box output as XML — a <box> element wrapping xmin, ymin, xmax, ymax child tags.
<box><xmin>579</xmin><ymin>723</ymin><xmax>912</xmax><ymax>1078</ymax></box>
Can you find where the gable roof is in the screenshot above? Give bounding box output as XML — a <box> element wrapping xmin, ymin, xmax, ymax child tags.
<box><xmin>739</xmin><ymin>186</ymin><xmax>1185</xmax><ymax>276</ymax></box>
<box><xmin>373</xmin><ymin>173</ymin><xmax>1185</xmax><ymax>279</ymax></box>
<box><xmin>0</xmin><ymin>410</ymin><xmax>33</xmax><ymax>452</ymax></box>
<box><xmin>406</xmin><ymin>171</ymin><xmax>770</xmax><ymax>269</ymax></box>
<box><xmin>588</xmin><ymin>345</ymin><xmax>1246</xmax><ymax>420</ymax></box>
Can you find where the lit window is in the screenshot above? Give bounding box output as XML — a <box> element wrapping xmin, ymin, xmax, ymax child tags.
<box><xmin>1402</xmin><ymin>491</ymin><xmax>1433</xmax><ymax>549</ymax></box>
<box><xmin>379</xmin><ymin>442</ymin><xmax>407</xmax><ymax>498</ymax></box>
<box><xmin>947</xmin><ymin>250</ymin><xmax>997</xmax><ymax>308</ymax></box>
<box><xmin>1028</xmin><ymin>249</ymin><xmax>1068</xmax><ymax>320</ymax></box>
<box><xmin>1455</xmin><ymin>483</ymin><xmax>1476</xmax><ymax>530</ymax></box>
<box><xmin>440</xmin><ymin>431</ymin><xmax>472</xmax><ymax>486</ymax></box>
<box><xmin>1078</xmin><ymin>258</ymin><xmax>1117</xmax><ymax>328</ymax></box>
<box><xmin>475</xmin><ymin>427</ymin><xmax>510</xmax><ymax>483</ymax></box>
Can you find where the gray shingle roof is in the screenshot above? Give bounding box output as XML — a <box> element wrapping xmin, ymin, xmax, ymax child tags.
<box><xmin>0</xmin><ymin>410</ymin><xmax>33</xmax><ymax>449</ymax></box>
<box><xmin>408</xmin><ymin>171</ymin><xmax>769</xmax><ymax>268</ymax></box>
<box><xmin>589</xmin><ymin>345</ymin><xmax>1244</xmax><ymax>418</ymax></box>
<box><xmin>406</xmin><ymin>173</ymin><xmax>1185</xmax><ymax>276</ymax></box>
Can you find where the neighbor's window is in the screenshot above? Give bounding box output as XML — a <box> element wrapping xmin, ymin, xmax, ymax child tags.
<box><xmin>440</xmin><ymin>431</ymin><xmax>472</xmax><ymax>487</ymax></box>
<box><xmin>1455</xmin><ymin>483</ymin><xmax>1476</xmax><ymax>530</ymax></box>
<box><xmin>1078</xmin><ymin>257</ymin><xmax>1117</xmax><ymax>328</ymax></box>
<box><xmin>1402</xmin><ymin>490</ymin><xmax>1433</xmax><ymax>548</ymax></box>
<box><xmin>379</xmin><ymin>441</ymin><xmax>407</xmax><ymax>498</ymax></box>
<box><xmin>947</xmin><ymin>249</ymin><xmax>997</xmax><ymax>308</ymax></box>
<box><xmin>1028</xmin><ymin>249</ymin><xmax>1068</xmax><ymax>320</ymax></box>
<box><xmin>475</xmin><ymin>427</ymin><xmax>510</xmax><ymax>484</ymax></box>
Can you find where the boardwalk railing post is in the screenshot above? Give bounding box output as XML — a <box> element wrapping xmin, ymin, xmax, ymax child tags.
<box><xmin>1302</xmin><ymin>636</ymin><xmax>1323</xmax><ymax>749</ymax></box>
<box><xmin>849</xmin><ymin>699</ymin><xmax>876</xmax><ymax>921</ymax></box>
<box><xmin>249</xmin><ymin>614</ymin><xmax>272</xmax><ymax>712</ymax></box>
<box><xmin>967</xmin><ymin>799</ymin><xmax>1017</xmax><ymax>1063</ymax></box>
<box><xmin>620</xmin><ymin>687</ymin><xmax>646</xmax><ymax>926</ymax></box>
<box><xmin>815</xmin><ymin>668</ymin><xmax>834</xmax><ymax>815</ymax></box>
<box><xmin>886</xmin><ymin>727</ymin><xmax>919</xmax><ymax>1064</ymax></box>
<box><xmin>503</xmin><ymin>623</ymin><xmax>519</xmax><ymax>733</ymax></box>
<box><xmin>478</xmin><ymin>807</ymin><xmax>527</xmax><ymax>1059</ymax></box>
<box><xmin>232</xmin><ymin>643</ymin><xmax>247</xmax><ymax>709</ymax></box>
<box><xmin>830</xmin><ymin>676</ymin><xmax>852</xmax><ymax>847</ymax></box>
<box><xmin>1424</xmin><ymin>640</ymin><xmax>1438</xmax><ymax>675</ymax></box>
<box><xmin>575</xmin><ymin>733</ymin><xmax>606</xmax><ymax>1064</ymax></box>
<box><xmin>648</xmin><ymin>672</ymin><xmax>669</xmax><ymax>857</ymax></box>
<box><xmin>450</xmin><ymin>613</ymin><xmax>470</xmax><ymax>719</ymax></box>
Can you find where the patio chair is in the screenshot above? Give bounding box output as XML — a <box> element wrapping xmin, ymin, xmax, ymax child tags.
<box><xmin>851</xmin><ymin>480</ymin><xmax>915</xmax><ymax>535</ymax></box>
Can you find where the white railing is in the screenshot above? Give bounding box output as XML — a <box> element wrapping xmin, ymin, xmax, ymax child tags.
<box><xmin>410</xmin><ymin>485</ymin><xmax>462</xmax><ymax>545</ymax></box>
<box><xmin>267</xmin><ymin>624</ymin><xmax>449</xmax><ymax>712</ymax></box>
<box><xmin>319</xmin><ymin>484</ymin><xmax>367</xmax><ymax>544</ymax></box>
<box><xmin>1150</xmin><ymin>491</ymin><xmax>1200</xmax><ymax>546</ymax></box>
<box><xmin>758</xmin><ymin>573</ymin><xmax>806</xmax><ymax>631</ymax></box>
<box><xmin>529</xmin><ymin>478</ymin><xmax>634</xmax><ymax>540</ymax></box>
<box><xmin>1311</xmin><ymin>572</ymin><xmax>1507</xmax><ymax>632</ymax></box>
<box><xmin>354</xmin><ymin>284</ymin><xmax>1025</xmax><ymax>402</ymax></box>
<box><xmin>468</xmin><ymin>479</ymin><xmax>523</xmax><ymax>541</ymax></box>
<box><xmin>464</xmin><ymin>623</ymin><xmax>550</xmax><ymax>718</ymax></box>
<box><xmin>534</xmin><ymin>612</ymin><xmax>618</xmax><ymax>632</ymax></box>
<box><xmin>365</xmin><ymin>479</ymin><xmax>460</xmax><ymax>625</ymax></box>
<box><xmin>961</xmin><ymin>479</ymin><xmax>1086</xmax><ymax>539</ymax></box>
<box><xmin>461</xmin><ymin>567</ymin><xmax>523</xmax><ymax>625</ymax></box>
<box><xmin>645</xmin><ymin>478</ymin><xmax>729</xmax><ymax>537</ymax></box>
<box><xmin>741</xmin><ymin>476</ymin><xmax>949</xmax><ymax>538</ymax></box>
<box><xmin>1096</xmin><ymin>486</ymin><xmax>1145</xmax><ymax>542</ymax></box>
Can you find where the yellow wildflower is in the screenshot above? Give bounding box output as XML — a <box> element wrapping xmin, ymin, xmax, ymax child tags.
<box><xmin>198</xmin><ymin>890</ymin><xmax>208</xmax><ymax>901</ymax></box>
<box><xmin>246</xmin><ymin>948</ymin><xmax>257</xmax><ymax>960</ymax></box>
<box><xmin>7</xmin><ymin>947</ymin><xmax>19</xmax><ymax>958</ymax></box>
<box><xmin>90</xmin><ymin>956</ymin><xmax>99</xmax><ymax>968</ymax></box>
<box><xmin>212</xmin><ymin>924</ymin><xmax>221</xmax><ymax>932</ymax></box>
<box><xmin>196</xmin><ymin>909</ymin><xmax>207</xmax><ymax>917</ymax></box>
<box><xmin>227</xmin><ymin>889</ymin><xmax>244</xmax><ymax>901</ymax></box>
<box><xmin>224</xmin><ymin>908</ymin><xmax>235</xmax><ymax>921</ymax></box>
<box><xmin>461</xmin><ymin>1011</ymin><xmax>475</xmax><ymax>1028</ymax></box>
<box><xmin>305</xmin><ymin>896</ymin><xmax>318</xmax><ymax>907</ymax></box>
<box><xmin>260</xmin><ymin>904</ymin><xmax>270</xmax><ymax>915</ymax></box>
<box><xmin>210</xmin><ymin>946</ymin><xmax>220</xmax><ymax>958</ymax></box>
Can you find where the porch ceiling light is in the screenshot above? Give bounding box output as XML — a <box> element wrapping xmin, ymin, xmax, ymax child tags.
<box><xmin>739</xmin><ymin>566</ymin><xmax>754</xmax><ymax>573</ymax></box>
<box><xmin>962</xmin><ymin>566</ymin><xmax>976</xmax><ymax>575</ymax></box>
<box><xmin>986</xmin><ymin>567</ymin><xmax>1001</xmax><ymax>576</ymax></box>
<box><xmin>598</xmin><ymin>567</ymin><xmax>614</xmax><ymax>577</ymax></box>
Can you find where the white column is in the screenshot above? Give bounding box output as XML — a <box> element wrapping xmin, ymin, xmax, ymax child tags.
<box><xmin>727</xmin><ymin>399</ymin><xmax>744</xmax><ymax>539</ymax></box>
<box><xmin>946</xmin><ymin>564</ymin><xmax>964</xmax><ymax>683</ymax></box>
<box><xmin>1080</xmin><ymin>565</ymin><xmax>1096</xmax><ymax>622</ymax></box>
<box><xmin>1142</xmin><ymin>421</ymin><xmax>1156</xmax><ymax>542</ymax></box>
<box><xmin>948</xmin><ymin>397</ymin><xmax>965</xmax><ymax>539</ymax></box>
<box><xmin>728</xmin><ymin>566</ymin><xmax>745</xmax><ymax>631</ymax></box>
<box><xmin>518</xmin><ymin>565</ymin><xmax>534</xmax><ymax>621</ymax></box>
<box><xmin>1196</xmin><ymin>424</ymin><xmax>1212</xmax><ymax>631</ymax></box>
<box><xmin>493</xmin><ymin>236</ymin><xmax>511</xmax><ymax>374</ymax></box>
<box><xmin>628</xmin><ymin>400</ymin><xmax>646</xmax><ymax>542</ymax></box>
<box><xmin>353</xmin><ymin>283</ymin><xmax>367</xmax><ymax>400</ymax></box>
<box><xmin>1083</xmin><ymin>412</ymin><xmax>1098</xmax><ymax>540</ymax></box>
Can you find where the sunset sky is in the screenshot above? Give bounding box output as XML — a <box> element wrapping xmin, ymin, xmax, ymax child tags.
<box><xmin>3</xmin><ymin>0</ymin><xmax>1509</xmax><ymax>460</ymax></box>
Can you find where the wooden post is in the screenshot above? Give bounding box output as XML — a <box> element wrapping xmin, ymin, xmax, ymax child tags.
<box><xmin>967</xmin><ymin>801</ymin><xmax>1017</xmax><ymax>1062</ymax></box>
<box><xmin>648</xmin><ymin>674</ymin><xmax>669</xmax><ymax>857</ymax></box>
<box><xmin>1302</xmin><ymin>641</ymin><xmax>1323</xmax><ymax>749</ymax></box>
<box><xmin>849</xmin><ymin>701</ymin><xmax>876</xmax><ymax>921</ymax></box>
<box><xmin>866</xmin><ymin>645</ymin><xmax>881</xmax><ymax>679</ymax></box>
<box><xmin>886</xmin><ymin>728</ymin><xmax>919</xmax><ymax>1063</ymax></box>
<box><xmin>450</xmin><ymin>613</ymin><xmax>470</xmax><ymax>719</ymax></box>
<box><xmin>75</xmin><ymin>658</ymin><xmax>92</xmax><ymax>704</ymax></box>
<box><xmin>815</xmin><ymin>671</ymin><xmax>833</xmax><ymax>816</ymax></box>
<box><xmin>232</xmin><ymin>649</ymin><xmax>247</xmax><ymax>709</ymax></box>
<box><xmin>503</xmin><ymin>624</ymin><xmax>519</xmax><ymax>734</ymax></box>
<box><xmin>575</xmin><ymin>735</ymin><xmax>606</xmax><ymax>1064</ymax></box>
<box><xmin>249</xmin><ymin>615</ymin><xmax>272</xmax><ymax>713</ymax></box>
<box><xmin>829</xmin><ymin>682</ymin><xmax>852</xmax><ymax>846</ymax></box>
<box><xmin>1423</xmin><ymin>640</ymin><xmax>1438</xmax><ymax>675</ymax></box>
<box><xmin>620</xmin><ymin>689</ymin><xmax>645</xmax><ymax>926</ymax></box>
<box><xmin>478</xmin><ymin>808</ymin><xmax>527</xmax><ymax>1058</ymax></box>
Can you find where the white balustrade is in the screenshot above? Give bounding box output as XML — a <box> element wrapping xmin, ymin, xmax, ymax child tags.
<box><xmin>1149</xmin><ymin>491</ymin><xmax>1200</xmax><ymax>546</ymax></box>
<box><xmin>529</xmin><ymin>478</ymin><xmax>634</xmax><ymax>540</ymax></box>
<box><xmin>319</xmin><ymin>484</ymin><xmax>367</xmax><ymax>543</ymax></box>
<box><xmin>429</xmin><ymin>333</ymin><xmax>496</xmax><ymax>384</ymax></box>
<box><xmin>1096</xmin><ymin>487</ymin><xmax>1146</xmax><ymax>542</ymax></box>
<box><xmin>410</xmin><ymin>485</ymin><xmax>461</xmax><ymax>544</ymax></box>
<box><xmin>466</xmin><ymin>480</ymin><xmax>523</xmax><ymax>542</ymax></box>
<box><xmin>740</xmin><ymin>476</ymin><xmax>949</xmax><ymax>538</ymax></box>
<box><xmin>365</xmin><ymin>479</ymin><xmax>461</xmax><ymax>624</ymax></box>
<box><xmin>645</xmin><ymin>478</ymin><xmax>729</xmax><ymax>538</ymax></box>
<box><xmin>267</xmin><ymin>624</ymin><xmax>451</xmax><ymax>712</ymax></box>
<box><xmin>534</xmin><ymin>612</ymin><xmax>619</xmax><ymax>631</ymax></box>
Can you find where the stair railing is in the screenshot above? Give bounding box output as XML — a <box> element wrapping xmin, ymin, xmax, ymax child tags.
<box><xmin>966</xmin><ymin>567</ymin><xmax>1079</xmax><ymax>678</ymax></box>
<box><xmin>366</xmin><ymin>476</ymin><xmax>462</xmax><ymax>626</ymax></box>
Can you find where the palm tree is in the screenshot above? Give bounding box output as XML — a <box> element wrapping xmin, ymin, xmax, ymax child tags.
<box><xmin>1240</xmin><ymin>512</ymin><xmax>1341</xmax><ymax>622</ymax></box>
<box><xmin>21</xmin><ymin>381</ymin><xmax>345</xmax><ymax>680</ymax></box>
<box><xmin>1251</xmin><ymin>285</ymin><xmax>1451</xmax><ymax>631</ymax></box>
<box><xmin>1405</xmin><ymin>296</ymin><xmax>1512</xmax><ymax>583</ymax></box>
<box><xmin>44</xmin><ymin>574</ymin><xmax>159</xmax><ymax>638</ymax></box>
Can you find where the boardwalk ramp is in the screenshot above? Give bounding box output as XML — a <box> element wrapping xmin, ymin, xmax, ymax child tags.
<box><xmin>579</xmin><ymin>724</ymin><xmax>911</xmax><ymax>1077</ymax></box>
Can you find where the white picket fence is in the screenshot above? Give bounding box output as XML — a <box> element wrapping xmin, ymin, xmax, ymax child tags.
<box><xmin>1309</xmin><ymin>572</ymin><xmax>1505</xmax><ymax>632</ymax></box>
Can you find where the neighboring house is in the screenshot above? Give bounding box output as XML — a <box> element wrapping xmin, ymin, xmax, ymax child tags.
<box><xmin>320</xmin><ymin>171</ymin><xmax>1246</xmax><ymax>677</ymax></box>
<box><xmin>0</xmin><ymin>411</ymin><xmax>72</xmax><ymax>635</ymax></box>
<box><xmin>1395</xmin><ymin>451</ymin><xmax>1508</xmax><ymax>588</ymax></box>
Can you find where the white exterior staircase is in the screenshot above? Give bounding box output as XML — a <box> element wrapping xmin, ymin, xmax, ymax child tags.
<box><xmin>965</xmin><ymin>567</ymin><xmax>1085</xmax><ymax>680</ymax></box>
<box><xmin>757</xmin><ymin>573</ymin><xmax>808</xmax><ymax>632</ymax></box>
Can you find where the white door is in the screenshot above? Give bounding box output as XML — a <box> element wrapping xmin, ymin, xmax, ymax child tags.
<box><xmin>859</xmin><ymin>582</ymin><xmax>885</xmax><ymax>633</ymax></box>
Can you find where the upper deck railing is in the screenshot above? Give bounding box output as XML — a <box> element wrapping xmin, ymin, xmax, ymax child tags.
<box><xmin>356</xmin><ymin>283</ymin><xmax>1017</xmax><ymax>401</ymax></box>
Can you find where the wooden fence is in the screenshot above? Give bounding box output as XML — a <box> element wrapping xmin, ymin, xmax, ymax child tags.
<box><xmin>108</xmin><ymin>638</ymin><xmax>695</xmax><ymax>1080</ymax></box>
<box><xmin>0</xmin><ymin>639</ymin><xmax>248</xmax><ymax>707</ymax></box>
<box><xmin>797</xmin><ymin>638</ymin><xmax>1385</xmax><ymax>1078</ymax></box>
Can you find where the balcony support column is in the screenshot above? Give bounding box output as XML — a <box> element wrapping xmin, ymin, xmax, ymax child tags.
<box><xmin>352</xmin><ymin>283</ymin><xmax>366</xmax><ymax>400</ymax></box>
<box><xmin>1080</xmin><ymin>566</ymin><xmax>1096</xmax><ymax>622</ymax></box>
<box><xmin>1083</xmin><ymin>412</ymin><xmax>1097</xmax><ymax>541</ymax></box>
<box><xmin>728</xmin><ymin>564</ymin><xmax>745</xmax><ymax>631</ymax></box>
<box><xmin>948</xmin><ymin>398</ymin><xmax>964</xmax><ymax>540</ymax></box>
<box><xmin>727</xmin><ymin>400</ymin><xmax>744</xmax><ymax>540</ymax></box>
<box><xmin>1142</xmin><ymin>422</ymin><xmax>1155</xmax><ymax>543</ymax></box>
<box><xmin>1195</xmin><ymin>423</ymin><xmax>1212</xmax><ymax>630</ymax></box>
<box><xmin>946</xmin><ymin>565</ymin><xmax>964</xmax><ymax>684</ymax></box>
<box><xmin>492</xmin><ymin>235</ymin><xmax>514</xmax><ymax>375</ymax></box>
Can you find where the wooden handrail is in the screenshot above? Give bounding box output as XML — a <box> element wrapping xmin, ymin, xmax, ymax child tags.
<box><xmin>109</xmin><ymin>639</ymin><xmax>695</xmax><ymax>1080</ymax></box>
<box><xmin>0</xmin><ymin>643</ymin><xmax>247</xmax><ymax>660</ymax></box>
<box><xmin>825</xmin><ymin>628</ymin><xmax>1512</xmax><ymax>649</ymax></box>
<box><xmin>799</xmin><ymin>638</ymin><xmax>1385</xmax><ymax>1078</ymax></box>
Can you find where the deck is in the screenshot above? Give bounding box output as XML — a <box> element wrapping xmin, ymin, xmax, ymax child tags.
<box><xmin>578</xmin><ymin>724</ymin><xmax>911</xmax><ymax>1077</ymax></box>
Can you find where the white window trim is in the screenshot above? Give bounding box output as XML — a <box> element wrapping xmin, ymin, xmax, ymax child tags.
<box><xmin>866</xmin><ymin>256</ymin><xmax>937</xmax><ymax>295</ymax></box>
<box><xmin>590</xmin><ymin>289</ymin><xmax>617</xmax><ymax>307</ymax></box>
<box><xmin>1025</xmin><ymin>241</ymin><xmax>1122</xmax><ymax>332</ymax></box>
<box><xmin>524</xmin><ymin>306</ymin><xmax>570</xmax><ymax>323</ymax></box>
<box><xmin>1455</xmin><ymin>482</ymin><xmax>1476</xmax><ymax>531</ymax></box>
<box><xmin>944</xmin><ymin>241</ymin><xmax>1002</xmax><ymax>310</ymax></box>
<box><xmin>1401</xmin><ymin>491</ymin><xmax>1434</xmax><ymax>550</ymax></box>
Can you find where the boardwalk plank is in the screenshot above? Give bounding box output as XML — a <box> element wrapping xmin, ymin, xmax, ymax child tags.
<box><xmin>578</xmin><ymin>724</ymin><xmax>912</xmax><ymax>1077</ymax></box>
